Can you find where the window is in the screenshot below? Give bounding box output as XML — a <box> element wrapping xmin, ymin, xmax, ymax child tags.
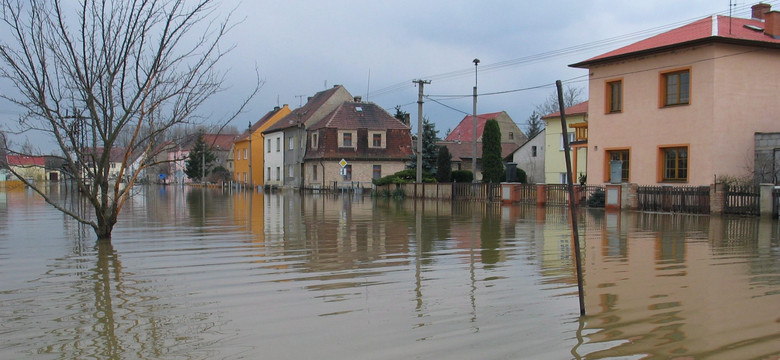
<box><xmin>373</xmin><ymin>133</ymin><xmax>382</xmax><ymax>147</ymax></box>
<box><xmin>243</xmin><ymin>148</ymin><xmax>248</xmax><ymax>159</ymax></box>
<box><xmin>345</xmin><ymin>164</ymin><xmax>352</xmax><ymax>181</ymax></box>
<box><xmin>532</xmin><ymin>146</ymin><xmax>537</xmax><ymax>157</ymax></box>
<box><xmin>267</xmin><ymin>167</ymin><xmax>271</xmax><ymax>180</ymax></box>
<box><xmin>288</xmin><ymin>137</ymin><xmax>294</xmax><ymax>150</ymax></box>
<box><xmin>509</xmin><ymin>132</ymin><xmax>514</xmax><ymax>140</ymax></box>
<box><xmin>559</xmin><ymin>172</ymin><xmax>569</xmax><ymax>184</ymax></box>
<box><xmin>607</xmin><ymin>149</ymin><xmax>630</xmax><ymax>182</ymax></box>
<box><xmin>606</xmin><ymin>79</ymin><xmax>622</xmax><ymax>113</ymax></box>
<box><xmin>373</xmin><ymin>165</ymin><xmax>381</xmax><ymax>179</ymax></box>
<box><xmin>312</xmin><ymin>133</ymin><xmax>318</xmax><ymax>149</ymax></box>
<box><xmin>661</xmin><ymin>146</ymin><xmax>688</xmax><ymax>182</ymax></box>
<box><xmin>368</xmin><ymin>131</ymin><xmax>385</xmax><ymax>148</ymax></box>
<box><xmin>243</xmin><ymin>172</ymin><xmax>247</xmax><ymax>182</ymax></box>
<box><xmin>288</xmin><ymin>165</ymin><xmax>294</xmax><ymax>177</ymax></box>
<box><xmin>276</xmin><ymin>138</ymin><xmax>280</xmax><ymax>152</ymax></box>
<box><xmin>661</xmin><ymin>69</ymin><xmax>690</xmax><ymax>106</ymax></box>
<box><xmin>312</xmin><ymin>165</ymin><xmax>318</xmax><ymax>181</ymax></box>
<box><xmin>343</xmin><ymin>132</ymin><xmax>352</xmax><ymax>147</ymax></box>
<box><xmin>267</xmin><ymin>139</ymin><xmax>271</xmax><ymax>153</ymax></box>
<box><xmin>560</xmin><ymin>132</ymin><xmax>574</xmax><ymax>150</ymax></box>
<box><xmin>275</xmin><ymin>167</ymin><xmax>280</xmax><ymax>181</ymax></box>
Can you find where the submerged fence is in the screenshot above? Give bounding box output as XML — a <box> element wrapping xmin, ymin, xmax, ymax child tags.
<box><xmin>637</xmin><ymin>185</ymin><xmax>710</xmax><ymax>214</ymax></box>
<box><xmin>724</xmin><ymin>184</ymin><xmax>760</xmax><ymax>216</ymax></box>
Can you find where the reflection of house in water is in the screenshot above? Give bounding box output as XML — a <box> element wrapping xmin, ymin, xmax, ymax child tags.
<box><xmin>580</xmin><ymin>211</ymin><xmax>779</xmax><ymax>358</ymax></box>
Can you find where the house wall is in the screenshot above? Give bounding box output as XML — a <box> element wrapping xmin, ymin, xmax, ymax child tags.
<box><xmin>305</xmin><ymin>160</ymin><xmax>406</xmax><ymax>187</ymax></box>
<box><xmin>9</xmin><ymin>165</ymin><xmax>46</xmax><ymax>181</ymax></box>
<box><xmin>512</xmin><ymin>129</ymin><xmax>545</xmax><ymax>183</ymax></box>
<box><xmin>283</xmin><ymin>128</ymin><xmax>307</xmax><ymax>187</ymax></box>
<box><xmin>586</xmin><ymin>43</ymin><xmax>779</xmax><ymax>186</ymax></box>
<box><xmin>544</xmin><ymin>114</ymin><xmax>588</xmax><ymax>184</ymax></box>
<box><xmin>264</xmin><ymin>132</ymin><xmax>284</xmax><ymax>186</ymax></box>
<box><xmin>234</xmin><ymin>105</ymin><xmax>291</xmax><ymax>186</ymax></box>
<box><xmin>493</xmin><ymin>112</ymin><xmax>528</xmax><ymax>145</ymax></box>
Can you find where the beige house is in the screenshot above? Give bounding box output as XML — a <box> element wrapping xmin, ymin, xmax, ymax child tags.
<box><xmin>570</xmin><ymin>4</ymin><xmax>780</xmax><ymax>186</ymax></box>
<box><xmin>5</xmin><ymin>155</ymin><xmax>46</xmax><ymax>181</ymax></box>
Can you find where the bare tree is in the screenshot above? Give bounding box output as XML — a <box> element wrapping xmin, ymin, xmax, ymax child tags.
<box><xmin>0</xmin><ymin>0</ymin><xmax>258</xmax><ymax>240</ymax></box>
<box><xmin>535</xmin><ymin>86</ymin><xmax>584</xmax><ymax>117</ymax></box>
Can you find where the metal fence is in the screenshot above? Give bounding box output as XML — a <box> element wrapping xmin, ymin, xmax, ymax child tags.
<box><xmin>724</xmin><ymin>184</ymin><xmax>760</xmax><ymax>216</ymax></box>
<box><xmin>637</xmin><ymin>185</ymin><xmax>710</xmax><ymax>214</ymax></box>
<box><xmin>452</xmin><ymin>183</ymin><xmax>501</xmax><ymax>201</ymax></box>
<box><xmin>516</xmin><ymin>184</ymin><xmax>537</xmax><ymax>204</ymax></box>
<box><xmin>774</xmin><ymin>187</ymin><xmax>780</xmax><ymax>219</ymax></box>
<box><xmin>546</xmin><ymin>184</ymin><xmax>569</xmax><ymax>206</ymax></box>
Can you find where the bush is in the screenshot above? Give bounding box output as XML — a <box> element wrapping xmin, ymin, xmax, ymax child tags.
<box><xmin>587</xmin><ymin>189</ymin><xmax>605</xmax><ymax>208</ymax></box>
<box><xmin>451</xmin><ymin>170</ymin><xmax>473</xmax><ymax>183</ymax></box>
<box><xmin>516</xmin><ymin>168</ymin><xmax>527</xmax><ymax>184</ymax></box>
<box><xmin>373</xmin><ymin>169</ymin><xmax>435</xmax><ymax>185</ymax></box>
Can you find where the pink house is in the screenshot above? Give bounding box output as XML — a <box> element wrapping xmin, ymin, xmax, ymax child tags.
<box><xmin>571</xmin><ymin>4</ymin><xmax>780</xmax><ymax>186</ymax></box>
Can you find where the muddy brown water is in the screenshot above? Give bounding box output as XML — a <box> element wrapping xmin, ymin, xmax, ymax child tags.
<box><xmin>0</xmin><ymin>186</ymin><xmax>778</xmax><ymax>359</ymax></box>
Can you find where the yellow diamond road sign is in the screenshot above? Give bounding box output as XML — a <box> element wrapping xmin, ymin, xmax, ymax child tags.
<box><xmin>339</xmin><ymin>159</ymin><xmax>348</xmax><ymax>168</ymax></box>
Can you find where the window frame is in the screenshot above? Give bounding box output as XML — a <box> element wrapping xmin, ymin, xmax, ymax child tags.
<box><xmin>288</xmin><ymin>136</ymin><xmax>294</xmax><ymax>150</ymax></box>
<box><xmin>276</xmin><ymin>137</ymin><xmax>280</xmax><ymax>152</ymax></box>
<box><xmin>312</xmin><ymin>165</ymin><xmax>318</xmax><ymax>181</ymax></box>
<box><xmin>605</xmin><ymin>78</ymin><xmax>623</xmax><ymax>113</ymax></box>
<box><xmin>659</xmin><ymin>68</ymin><xmax>691</xmax><ymax>107</ymax></box>
<box><xmin>560</xmin><ymin>132</ymin><xmax>575</xmax><ymax>150</ymax></box>
<box><xmin>344</xmin><ymin>164</ymin><xmax>352</xmax><ymax>181</ymax></box>
<box><xmin>373</xmin><ymin>164</ymin><xmax>381</xmax><ymax>179</ymax></box>
<box><xmin>339</xmin><ymin>130</ymin><xmax>356</xmax><ymax>148</ymax></box>
<box><xmin>604</xmin><ymin>148</ymin><xmax>631</xmax><ymax>183</ymax></box>
<box><xmin>658</xmin><ymin>145</ymin><xmax>689</xmax><ymax>183</ymax></box>
<box><xmin>311</xmin><ymin>133</ymin><xmax>318</xmax><ymax>149</ymax></box>
<box><xmin>267</xmin><ymin>139</ymin><xmax>271</xmax><ymax>153</ymax></box>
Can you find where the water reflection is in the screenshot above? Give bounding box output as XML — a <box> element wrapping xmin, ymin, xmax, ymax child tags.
<box><xmin>0</xmin><ymin>187</ymin><xmax>778</xmax><ymax>359</ymax></box>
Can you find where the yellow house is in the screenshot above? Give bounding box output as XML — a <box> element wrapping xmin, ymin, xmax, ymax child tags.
<box><xmin>542</xmin><ymin>101</ymin><xmax>588</xmax><ymax>184</ymax></box>
<box><xmin>233</xmin><ymin>105</ymin><xmax>291</xmax><ymax>186</ymax></box>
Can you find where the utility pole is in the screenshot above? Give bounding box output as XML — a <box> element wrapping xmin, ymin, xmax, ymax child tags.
<box><xmin>556</xmin><ymin>80</ymin><xmax>585</xmax><ymax>316</ymax></box>
<box><xmin>413</xmin><ymin>79</ymin><xmax>431</xmax><ymax>184</ymax></box>
<box><xmin>472</xmin><ymin>58</ymin><xmax>480</xmax><ymax>183</ymax></box>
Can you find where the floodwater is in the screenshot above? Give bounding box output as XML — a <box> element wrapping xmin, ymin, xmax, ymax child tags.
<box><xmin>0</xmin><ymin>185</ymin><xmax>778</xmax><ymax>359</ymax></box>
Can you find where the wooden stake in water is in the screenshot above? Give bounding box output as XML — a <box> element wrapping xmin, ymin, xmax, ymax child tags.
<box><xmin>556</xmin><ymin>80</ymin><xmax>586</xmax><ymax>316</ymax></box>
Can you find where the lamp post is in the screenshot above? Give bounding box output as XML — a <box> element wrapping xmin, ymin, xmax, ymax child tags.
<box><xmin>472</xmin><ymin>58</ymin><xmax>479</xmax><ymax>183</ymax></box>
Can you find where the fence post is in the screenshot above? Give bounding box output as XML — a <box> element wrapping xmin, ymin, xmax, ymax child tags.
<box><xmin>622</xmin><ymin>183</ymin><xmax>639</xmax><ymax>210</ymax></box>
<box><xmin>760</xmin><ymin>183</ymin><xmax>774</xmax><ymax>217</ymax></box>
<box><xmin>710</xmin><ymin>183</ymin><xmax>725</xmax><ymax>215</ymax></box>
<box><xmin>536</xmin><ymin>184</ymin><xmax>547</xmax><ymax>207</ymax></box>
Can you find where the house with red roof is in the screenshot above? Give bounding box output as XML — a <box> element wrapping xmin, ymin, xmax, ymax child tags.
<box><xmin>304</xmin><ymin>98</ymin><xmax>413</xmax><ymax>187</ymax></box>
<box><xmin>167</xmin><ymin>132</ymin><xmax>239</xmax><ymax>183</ymax></box>
<box><xmin>5</xmin><ymin>155</ymin><xmax>47</xmax><ymax>181</ymax></box>
<box><xmin>570</xmin><ymin>3</ymin><xmax>780</xmax><ymax>186</ymax></box>
<box><xmin>439</xmin><ymin>111</ymin><xmax>526</xmax><ymax>181</ymax></box>
<box><xmin>262</xmin><ymin>85</ymin><xmax>354</xmax><ymax>188</ymax></box>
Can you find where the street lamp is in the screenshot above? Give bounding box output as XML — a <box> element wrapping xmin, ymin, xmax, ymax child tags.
<box><xmin>248</xmin><ymin>121</ymin><xmax>253</xmax><ymax>189</ymax></box>
<box><xmin>472</xmin><ymin>58</ymin><xmax>479</xmax><ymax>183</ymax></box>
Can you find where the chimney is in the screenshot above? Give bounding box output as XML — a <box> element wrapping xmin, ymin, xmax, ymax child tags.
<box><xmin>273</xmin><ymin>106</ymin><xmax>280</xmax><ymax>111</ymax></box>
<box><xmin>766</xmin><ymin>11</ymin><xmax>780</xmax><ymax>38</ymax></box>
<box><xmin>752</xmin><ymin>3</ymin><xmax>771</xmax><ymax>20</ymax></box>
<box><xmin>353</xmin><ymin>96</ymin><xmax>362</xmax><ymax>103</ymax></box>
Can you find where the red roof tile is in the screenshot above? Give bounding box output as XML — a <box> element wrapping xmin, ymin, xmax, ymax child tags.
<box><xmin>264</xmin><ymin>85</ymin><xmax>352</xmax><ymax>133</ymax></box>
<box><xmin>541</xmin><ymin>101</ymin><xmax>588</xmax><ymax>119</ymax></box>
<box><xmin>6</xmin><ymin>155</ymin><xmax>46</xmax><ymax>166</ymax></box>
<box><xmin>444</xmin><ymin>111</ymin><xmax>505</xmax><ymax>142</ymax></box>
<box><xmin>201</xmin><ymin>134</ymin><xmax>238</xmax><ymax>151</ymax></box>
<box><xmin>309</xmin><ymin>102</ymin><xmax>409</xmax><ymax>130</ymax></box>
<box><xmin>572</xmin><ymin>15</ymin><xmax>780</xmax><ymax>68</ymax></box>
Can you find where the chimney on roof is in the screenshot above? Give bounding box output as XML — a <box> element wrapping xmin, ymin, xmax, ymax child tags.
<box><xmin>765</xmin><ymin>11</ymin><xmax>780</xmax><ymax>38</ymax></box>
<box><xmin>273</xmin><ymin>106</ymin><xmax>280</xmax><ymax>111</ymax></box>
<box><xmin>752</xmin><ymin>3</ymin><xmax>771</xmax><ymax>20</ymax></box>
<box><xmin>353</xmin><ymin>96</ymin><xmax>362</xmax><ymax>103</ymax></box>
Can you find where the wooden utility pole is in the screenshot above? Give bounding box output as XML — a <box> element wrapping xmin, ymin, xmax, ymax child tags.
<box><xmin>248</xmin><ymin>121</ymin><xmax>253</xmax><ymax>189</ymax></box>
<box><xmin>472</xmin><ymin>59</ymin><xmax>480</xmax><ymax>183</ymax></box>
<box><xmin>556</xmin><ymin>80</ymin><xmax>585</xmax><ymax>316</ymax></box>
<box><xmin>413</xmin><ymin>79</ymin><xmax>430</xmax><ymax>184</ymax></box>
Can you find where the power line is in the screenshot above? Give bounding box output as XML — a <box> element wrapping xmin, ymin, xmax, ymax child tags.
<box><xmin>367</xmin><ymin>1</ymin><xmax>778</xmax><ymax>100</ymax></box>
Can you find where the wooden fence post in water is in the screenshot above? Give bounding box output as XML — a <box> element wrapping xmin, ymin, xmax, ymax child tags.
<box><xmin>556</xmin><ymin>80</ymin><xmax>586</xmax><ymax>317</ymax></box>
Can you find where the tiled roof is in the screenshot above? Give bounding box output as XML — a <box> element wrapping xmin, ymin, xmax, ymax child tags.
<box><xmin>309</xmin><ymin>102</ymin><xmax>409</xmax><ymax>130</ymax></box>
<box><xmin>6</xmin><ymin>155</ymin><xmax>46</xmax><ymax>166</ymax></box>
<box><xmin>202</xmin><ymin>134</ymin><xmax>239</xmax><ymax>151</ymax></box>
<box><xmin>438</xmin><ymin>141</ymin><xmax>520</xmax><ymax>161</ymax></box>
<box><xmin>571</xmin><ymin>15</ymin><xmax>780</xmax><ymax>68</ymax></box>
<box><xmin>235</xmin><ymin>106</ymin><xmax>287</xmax><ymax>142</ymax></box>
<box><xmin>445</xmin><ymin>111</ymin><xmax>505</xmax><ymax>142</ymax></box>
<box><xmin>541</xmin><ymin>101</ymin><xmax>589</xmax><ymax>119</ymax></box>
<box><xmin>264</xmin><ymin>85</ymin><xmax>352</xmax><ymax>133</ymax></box>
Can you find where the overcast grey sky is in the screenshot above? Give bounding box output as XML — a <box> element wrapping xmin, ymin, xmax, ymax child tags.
<box><xmin>213</xmin><ymin>0</ymin><xmax>773</xmax><ymax>136</ymax></box>
<box><xmin>2</xmin><ymin>0</ymin><xmax>776</xmax><ymax>151</ymax></box>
